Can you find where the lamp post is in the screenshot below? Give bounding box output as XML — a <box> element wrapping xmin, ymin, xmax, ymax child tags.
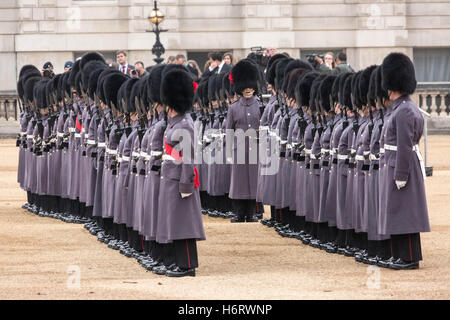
<box><xmin>147</xmin><ymin>1</ymin><xmax>167</xmax><ymax>64</ymax></box>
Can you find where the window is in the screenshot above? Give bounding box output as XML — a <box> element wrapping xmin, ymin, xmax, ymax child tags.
<box><xmin>413</xmin><ymin>48</ymin><xmax>450</xmax><ymax>82</ymax></box>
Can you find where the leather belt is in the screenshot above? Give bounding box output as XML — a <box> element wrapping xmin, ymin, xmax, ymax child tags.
<box><xmin>348</xmin><ymin>163</ymin><xmax>356</xmax><ymax>169</ymax></box>
<box><xmin>313</xmin><ymin>163</ymin><xmax>320</xmax><ymax>169</ymax></box>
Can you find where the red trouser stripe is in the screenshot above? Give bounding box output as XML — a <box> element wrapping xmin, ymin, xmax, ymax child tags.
<box><xmin>140</xmin><ymin>235</ymin><xmax>145</xmax><ymax>251</ymax></box>
<box><xmin>186</xmin><ymin>240</ymin><xmax>191</xmax><ymax>269</ymax></box>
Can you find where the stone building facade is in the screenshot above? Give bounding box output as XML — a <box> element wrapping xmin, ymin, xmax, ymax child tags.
<box><xmin>1</xmin><ymin>1</ymin><xmax>450</xmax><ymax>118</ymax></box>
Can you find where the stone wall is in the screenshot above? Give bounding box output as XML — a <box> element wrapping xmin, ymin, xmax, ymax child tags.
<box><xmin>1</xmin><ymin>0</ymin><xmax>450</xmax><ymax>98</ymax></box>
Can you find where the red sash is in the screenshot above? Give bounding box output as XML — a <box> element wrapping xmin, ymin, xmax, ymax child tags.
<box><xmin>75</xmin><ymin>116</ymin><xmax>82</xmax><ymax>132</ymax></box>
<box><xmin>164</xmin><ymin>138</ymin><xmax>200</xmax><ymax>188</ymax></box>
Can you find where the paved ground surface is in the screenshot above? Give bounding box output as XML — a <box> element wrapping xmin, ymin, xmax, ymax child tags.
<box><xmin>0</xmin><ymin>137</ymin><xmax>449</xmax><ymax>300</ymax></box>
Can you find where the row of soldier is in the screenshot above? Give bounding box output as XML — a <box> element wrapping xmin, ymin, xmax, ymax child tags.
<box><xmin>193</xmin><ymin>52</ymin><xmax>430</xmax><ymax>270</ymax></box>
<box><xmin>16</xmin><ymin>50</ymin><xmax>430</xmax><ymax>275</ymax></box>
<box><xmin>17</xmin><ymin>53</ymin><xmax>206</xmax><ymax>277</ymax></box>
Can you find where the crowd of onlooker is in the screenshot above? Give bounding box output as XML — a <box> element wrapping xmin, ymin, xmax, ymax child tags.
<box><xmin>38</xmin><ymin>46</ymin><xmax>353</xmax><ymax>82</ymax></box>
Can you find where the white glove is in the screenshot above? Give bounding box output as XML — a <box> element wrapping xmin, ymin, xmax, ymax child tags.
<box><xmin>181</xmin><ymin>193</ymin><xmax>192</xmax><ymax>199</ymax></box>
<box><xmin>395</xmin><ymin>180</ymin><xmax>407</xmax><ymax>190</ymax></box>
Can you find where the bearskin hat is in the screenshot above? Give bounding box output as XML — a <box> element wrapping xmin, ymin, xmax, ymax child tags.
<box><xmin>352</xmin><ymin>71</ymin><xmax>363</xmax><ymax>110</ymax></box>
<box><xmin>34</xmin><ymin>79</ymin><xmax>50</xmax><ymax>109</ymax></box>
<box><xmin>148</xmin><ymin>64</ymin><xmax>165</xmax><ymax>105</ymax></box>
<box><xmin>61</xmin><ymin>71</ymin><xmax>72</xmax><ymax>99</ymax></box>
<box><xmin>68</xmin><ymin>59</ymin><xmax>81</xmax><ymax>89</ymax></box>
<box><xmin>376</xmin><ymin>65</ymin><xmax>389</xmax><ymax>104</ymax></box>
<box><xmin>331</xmin><ymin>74</ymin><xmax>341</xmax><ymax>106</ymax></box>
<box><xmin>215</xmin><ymin>72</ymin><xmax>225</xmax><ymax>101</ymax></box>
<box><xmin>282</xmin><ymin>59</ymin><xmax>313</xmax><ymax>93</ymax></box>
<box><xmin>266</xmin><ymin>59</ymin><xmax>282</xmax><ymax>86</ymax></box>
<box><xmin>80</xmin><ymin>52</ymin><xmax>106</xmax><ymax>70</ymax></box>
<box><xmin>319</xmin><ymin>75</ymin><xmax>337</xmax><ymax>113</ymax></box>
<box><xmin>23</xmin><ymin>76</ymin><xmax>41</xmax><ymax>107</ymax></box>
<box><xmin>19</xmin><ymin>65</ymin><xmax>39</xmax><ymax>79</ymax></box>
<box><xmin>103</xmin><ymin>73</ymin><xmax>129</xmax><ymax>109</ymax></box>
<box><xmin>267</xmin><ymin>53</ymin><xmax>289</xmax><ymax>73</ymax></box>
<box><xmin>87</xmin><ymin>68</ymin><xmax>106</xmax><ymax>101</ymax></box>
<box><xmin>82</xmin><ymin>60</ymin><xmax>107</xmax><ymax>91</ymax></box>
<box><xmin>128</xmin><ymin>78</ymin><xmax>143</xmax><ymax>114</ymax></box>
<box><xmin>310</xmin><ymin>74</ymin><xmax>327</xmax><ymax>114</ymax></box>
<box><xmin>161</xmin><ymin>69</ymin><xmax>195</xmax><ymax>114</ymax></box>
<box><xmin>296</xmin><ymin>71</ymin><xmax>318</xmax><ymax>107</ymax></box>
<box><xmin>139</xmin><ymin>75</ymin><xmax>150</xmax><ymax>112</ymax></box>
<box><xmin>342</xmin><ymin>73</ymin><xmax>355</xmax><ymax>110</ymax></box>
<box><xmin>367</xmin><ymin>66</ymin><xmax>379</xmax><ymax>107</ymax></box>
<box><xmin>230</xmin><ymin>59</ymin><xmax>261</xmax><ymax>95</ymax></box>
<box><xmin>381</xmin><ymin>52</ymin><xmax>416</xmax><ymax>95</ymax></box>
<box><xmin>286</xmin><ymin>68</ymin><xmax>309</xmax><ymax>100</ymax></box>
<box><xmin>162</xmin><ymin>63</ymin><xmax>187</xmax><ymax>79</ymax></box>
<box><xmin>338</xmin><ymin>72</ymin><xmax>353</xmax><ymax>107</ymax></box>
<box><xmin>18</xmin><ymin>68</ymin><xmax>41</xmax><ymax>103</ymax></box>
<box><xmin>274</xmin><ymin>58</ymin><xmax>293</xmax><ymax>92</ymax></box>
<box><xmin>222</xmin><ymin>71</ymin><xmax>234</xmax><ymax>100</ymax></box>
<box><xmin>96</xmin><ymin>69</ymin><xmax>121</xmax><ymax>104</ymax></box>
<box><xmin>358</xmin><ymin>65</ymin><xmax>377</xmax><ymax>106</ymax></box>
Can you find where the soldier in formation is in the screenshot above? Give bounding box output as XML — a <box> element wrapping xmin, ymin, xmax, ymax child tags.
<box><xmin>17</xmin><ymin>51</ymin><xmax>429</xmax><ymax>272</ymax></box>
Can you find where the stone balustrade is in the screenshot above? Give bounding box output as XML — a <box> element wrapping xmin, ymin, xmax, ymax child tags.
<box><xmin>412</xmin><ymin>83</ymin><xmax>450</xmax><ymax>117</ymax></box>
<box><xmin>0</xmin><ymin>92</ymin><xmax>19</xmax><ymax>121</ymax></box>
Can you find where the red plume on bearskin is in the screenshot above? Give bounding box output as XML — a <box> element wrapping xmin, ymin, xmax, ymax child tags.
<box><xmin>228</xmin><ymin>73</ymin><xmax>234</xmax><ymax>84</ymax></box>
<box><xmin>193</xmin><ymin>81</ymin><xmax>198</xmax><ymax>92</ymax></box>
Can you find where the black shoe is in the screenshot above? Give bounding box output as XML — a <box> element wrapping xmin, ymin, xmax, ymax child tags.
<box><xmin>337</xmin><ymin>247</ymin><xmax>347</xmax><ymax>255</ymax></box>
<box><xmin>22</xmin><ymin>203</ymin><xmax>30</xmax><ymax>210</ymax></box>
<box><xmin>166</xmin><ymin>267</ymin><xmax>196</xmax><ymax>277</ymax></box>
<box><xmin>108</xmin><ymin>240</ymin><xmax>120</xmax><ymax>250</ymax></box>
<box><xmin>255</xmin><ymin>213</ymin><xmax>263</xmax><ymax>220</ymax></box>
<box><xmin>309</xmin><ymin>239</ymin><xmax>321</xmax><ymax>248</ymax></box>
<box><xmin>245</xmin><ymin>215</ymin><xmax>258</xmax><ymax>223</ymax></box>
<box><xmin>231</xmin><ymin>216</ymin><xmax>245</xmax><ymax>223</ymax></box>
<box><xmin>377</xmin><ymin>256</ymin><xmax>396</xmax><ymax>268</ymax></box>
<box><xmin>208</xmin><ymin>210</ymin><xmax>219</xmax><ymax>218</ymax></box>
<box><xmin>152</xmin><ymin>264</ymin><xmax>168</xmax><ymax>275</ymax></box>
<box><xmin>389</xmin><ymin>258</ymin><xmax>419</xmax><ymax>270</ymax></box>
<box><xmin>300</xmin><ymin>235</ymin><xmax>311</xmax><ymax>245</ymax></box>
<box><xmin>325</xmin><ymin>243</ymin><xmax>338</xmax><ymax>254</ymax></box>
<box><xmin>367</xmin><ymin>255</ymin><xmax>381</xmax><ymax>265</ymax></box>
<box><xmin>344</xmin><ymin>246</ymin><xmax>358</xmax><ymax>257</ymax></box>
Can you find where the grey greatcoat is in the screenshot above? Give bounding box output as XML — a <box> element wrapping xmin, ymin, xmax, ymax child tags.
<box><xmin>364</xmin><ymin>110</ymin><xmax>390</xmax><ymax>241</ymax></box>
<box><xmin>336</xmin><ymin>116</ymin><xmax>354</xmax><ymax>230</ymax></box>
<box><xmin>301</xmin><ymin>118</ymin><xmax>315</xmax><ymax>220</ymax></box>
<box><xmin>295</xmin><ymin>114</ymin><xmax>311</xmax><ymax>217</ymax></box>
<box><xmin>18</xmin><ymin>111</ymin><xmax>29</xmax><ymax>189</ymax></box>
<box><xmin>85</xmin><ymin>106</ymin><xmax>99</xmax><ymax>207</ymax></box>
<box><xmin>156</xmin><ymin>113</ymin><xmax>206</xmax><ymax>244</ymax></box>
<box><xmin>378</xmin><ymin>96</ymin><xmax>430</xmax><ymax>235</ymax></box>
<box><xmin>324</xmin><ymin>115</ymin><xmax>344</xmax><ymax>226</ymax></box>
<box><xmin>281</xmin><ymin>109</ymin><xmax>299</xmax><ymax>209</ymax></box>
<box><xmin>262</xmin><ymin>104</ymin><xmax>281</xmax><ymax>206</ymax></box>
<box><xmin>310</xmin><ymin>122</ymin><xmax>322</xmax><ymax>222</ymax></box>
<box><xmin>36</xmin><ymin>116</ymin><xmax>49</xmax><ymax>196</ymax></box>
<box><xmin>256</xmin><ymin>95</ymin><xmax>276</xmax><ymax>202</ymax></box>
<box><xmin>143</xmin><ymin>116</ymin><xmax>165</xmax><ymax>240</ymax></box>
<box><xmin>318</xmin><ymin>115</ymin><xmax>337</xmax><ymax>223</ymax></box>
<box><xmin>351</xmin><ymin>116</ymin><xmax>369</xmax><ymax>233</ymax></box>
<box><xmin>92</xmin><ymin>110</ymin><xmax>110</xmax><ymax>217</ymax></box>
<box><xmin>226</xmin><ymin>96</ymin><xmax>261</xmax><ymax>200</ymax></box>
<box><xmin>102</xmin><ymin>121</ymin><xmax>122</xmax><ymax>219</ymax></box>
